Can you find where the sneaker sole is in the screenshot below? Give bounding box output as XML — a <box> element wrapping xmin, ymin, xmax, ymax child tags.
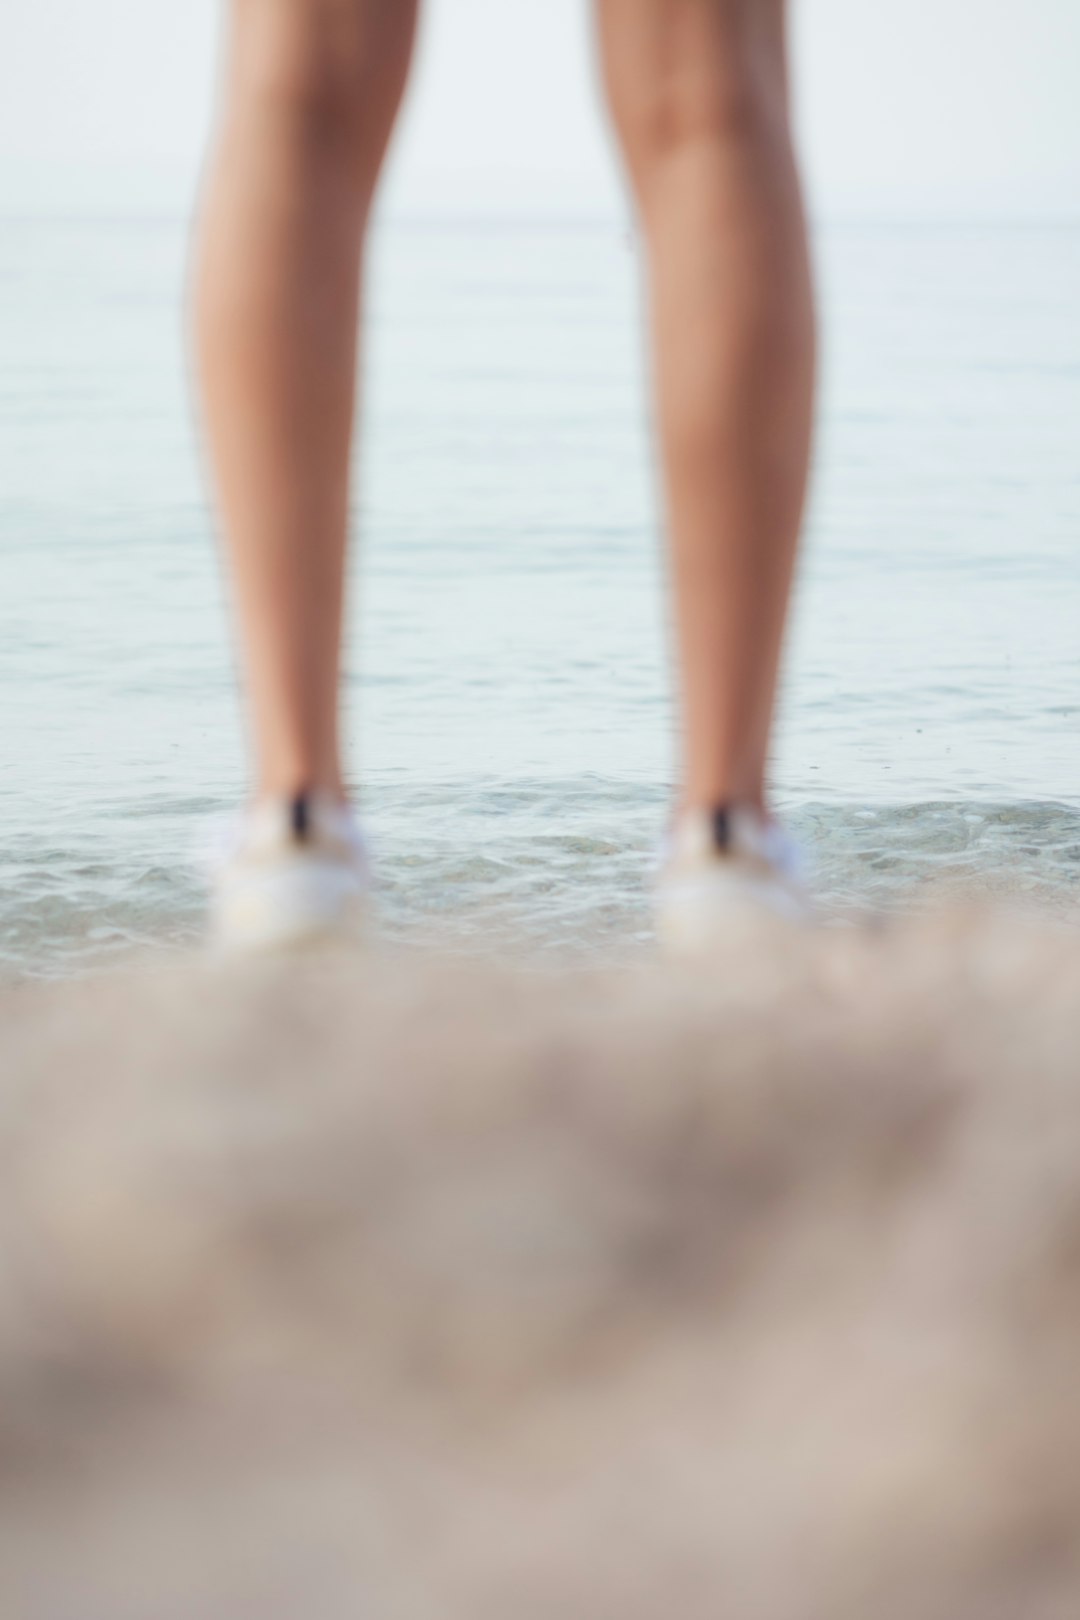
<box><xmin>212</xmin><ymin>860</ymin><xmax>369</xmax><ymax>955</ymax></box>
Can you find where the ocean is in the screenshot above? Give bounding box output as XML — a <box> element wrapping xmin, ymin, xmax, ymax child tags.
<box><xmin>1</xmin><ymin>215</ymin><xmax>1078</xmax><ymax>977</ymax></box>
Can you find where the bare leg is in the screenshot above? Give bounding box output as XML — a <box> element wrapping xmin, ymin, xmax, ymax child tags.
<box><xmin>597</xmin><ymin>0</ymin><xmax>815</xmax><ymax>812</ymax></box>
<box><xmin>193</xmin><ymin>0</ymin><xmax>417</xmax><ymax>800</ymax></box>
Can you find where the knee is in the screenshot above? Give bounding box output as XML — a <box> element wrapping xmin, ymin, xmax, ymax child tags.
<box><xmin>229</xmin><ymin>0</ymin><xmax>416</xmax><ymax>168</ymax></box>
<box><xmin>604</xmin><ymin>3</ymin><xmax>789</xmax><ymax>185</ymax></box>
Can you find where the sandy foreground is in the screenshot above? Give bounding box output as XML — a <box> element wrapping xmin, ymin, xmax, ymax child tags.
<box><xmin>2</xmin><ymin>907</ymin><xmax>1080</xmax><ymax>1618</ymax></box>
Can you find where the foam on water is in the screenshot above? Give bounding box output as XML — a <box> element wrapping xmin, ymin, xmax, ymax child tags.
<box><xmin>2</xmin><ymin>785</ymin><xmax>1079</xmax><ymax>979</ymax></box>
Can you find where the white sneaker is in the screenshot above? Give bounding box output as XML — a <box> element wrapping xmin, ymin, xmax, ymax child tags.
<box><xmin>653</xmin><ymin>804</ymin><xmax>812</xmax><ymax>955</ymax></box>
<box><xmin>209</xmin><ymin>792</ymin><xmax>372</xmax><ymax>953</ymax></box>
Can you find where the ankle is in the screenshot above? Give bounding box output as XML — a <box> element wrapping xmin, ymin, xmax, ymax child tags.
<box><xmin>254</xmin><ymin>765</ymin><xmax>348</xmax><ymax>807</ymax></box>
<box><xmin>675</xmin><ymin>786</ymin><xmax>768</xmax><ymax>823</ymax></box>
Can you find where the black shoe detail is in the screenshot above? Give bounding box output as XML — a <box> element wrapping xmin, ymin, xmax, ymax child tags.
<box><xmin>710</xmin><ymin>805</ymin><xmax>732</xmax><ymax>854</ymax></box>
<box><xmin>291</xmin><ymin>794</ymin><xmax>311</xmax><ymax>844</ymax></box>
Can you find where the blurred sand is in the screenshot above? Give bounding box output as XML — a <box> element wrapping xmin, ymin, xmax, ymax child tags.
<box><xmin>2</xmin><ymin>906</ymin><xmax>1080</xmax><ymax>1618</ymax></box>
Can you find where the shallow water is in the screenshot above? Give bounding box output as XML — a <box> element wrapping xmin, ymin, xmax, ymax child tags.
<box><xmin>1</xmin><ymin>216</ymin><xmax>1078</xmax><ymax>975</ymax></box>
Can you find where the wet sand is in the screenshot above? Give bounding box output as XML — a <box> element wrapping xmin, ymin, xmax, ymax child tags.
<box><xmin>2</xmin><ymin>907</ymin><xmax>1080</xmax><ymax>1618</ymax></box>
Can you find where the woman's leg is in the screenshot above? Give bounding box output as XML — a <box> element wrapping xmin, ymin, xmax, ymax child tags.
<box><xmin>193</xmin><ymin>0</ymin><xmax>418</xmax><ymax>801</ymax></box>
<box><xmin>597</xmin><ymin>0</ymin><xmax>816</xmax><ymax>813</ymax></box>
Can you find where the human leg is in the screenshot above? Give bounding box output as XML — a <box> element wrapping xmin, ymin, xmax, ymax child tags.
<box><xmin>193</xmin><ymin>0</ymin><xmax>418</xmax><ymax>801</ymax></box>
<box><xmin>597</xmin><ymin>0</ymin><xmax>815</xmax><ymax>813</ymax></box>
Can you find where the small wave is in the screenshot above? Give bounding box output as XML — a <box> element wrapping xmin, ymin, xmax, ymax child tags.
<box><xmin>2</xmin><ymin>792</ymin><xmax>1078</xmax><ymax>980</ymax></box>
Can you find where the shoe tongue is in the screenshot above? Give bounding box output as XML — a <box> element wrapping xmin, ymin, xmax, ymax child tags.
<box><xmin>198</xmin><ymin>794</ymin><xmax>369</xmax><ymax>874</ymax></box>
<box><xmin>666</xmin><ymin>804</ymin><xmax>795</xmax><ymax>872</ymax></box>
<box><xmin>243</xmin><ymin>793</ymin><xmax>356</xmax><ymax>856</ymax></box>
<box><xmin>670</xmin><ymin>805</ymin><xmax>759</xmax><ymax>859</ymax></box>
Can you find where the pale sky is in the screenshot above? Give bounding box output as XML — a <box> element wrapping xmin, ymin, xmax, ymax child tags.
<box><xmin>2</xmin><ymin>0</ymin><xmax>1079</xmax><ymax>221</ymax></box>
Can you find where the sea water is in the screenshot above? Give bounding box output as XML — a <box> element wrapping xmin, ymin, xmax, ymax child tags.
<box><xmin>1</xmin><ymin>216</ymin><xmax>1078</xmax><ymax>976</ymax></box>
